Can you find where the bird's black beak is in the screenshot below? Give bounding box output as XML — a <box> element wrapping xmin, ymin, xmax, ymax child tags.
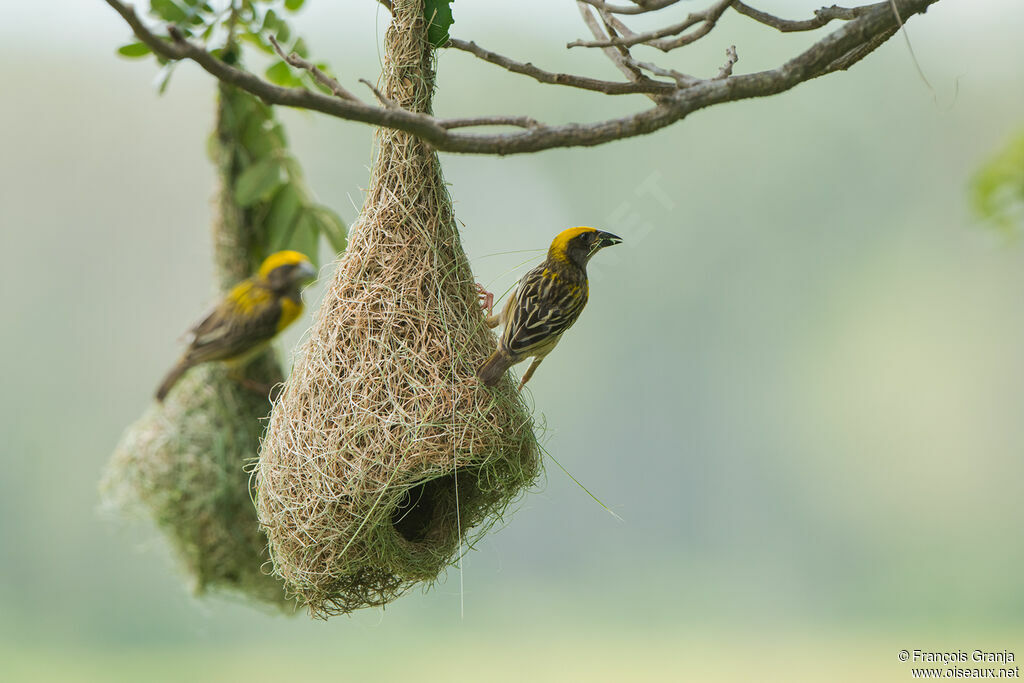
<box><xmin>596</xmin><ymin>231</ymin><xmax>623</xmax><ymax>248</ymax></box>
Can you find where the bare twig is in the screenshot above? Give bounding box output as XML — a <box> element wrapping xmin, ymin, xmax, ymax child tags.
<box><xmin>578</xmin><ymin>0</ymin><xmax>682</xmax><ymax>15</ymax></box>
<box><xmin>447</xmin><ymin>38</ymin><xmax>675</xmax><ymax>95</ymax></box>
<box><xmin>569</xmin><ymin>0</ymin><xmax>732</xmax><ymax>51</ymax></box>
<box><xmin>646</xmin><ymin>0</ymin><xmax>734</xmax><ymax>51</ymax></box>
<box><xmin>440</xmin><ymin>116</ymin><xmax>541</xmax><ymax>130</ymax></box>
<box><xmin>596</xmin><ymin>9</ymin><xmax>649</xmax><ymax>81</ymax></box>
<box><xmin>633</xmin><ymin>60</ymin><xmax>699</xmax><ymax>88</ymax></box>
<box><xmin>575</xmin><ymin>1</ymin><xmax>661</xmax><ymax>101</ymax></box>
<box><xmin>732</xmin><ymin>2</ymin><xmax>873</xmax><ymax>32</ymax></box>
<box><xmin>104</xmin><ymin>0</ymin><xmax>941</xmax><ymax>155</ymax></box>
<box><xmin>715</xmin><ymin>45</ymin><xmax>738</xmax><ymax>79</ymax></box>
<box><xmin>594</xmin><ymin>8</ymin><xmax>700</xmax><ymax>85</ymax></box>
<box><xmin>597</xmin><ymin>8</ymin><xmax>644</xmax><ymax>47</ymax></box>
<box><xmin>358</xmin><ymin>78</ymin><xmax>397</xmax><ymax>108</ymax></box>
<box><xmin>268</xmin><ymin>35</ymin><xmax>360</xmax><ymax>101</ymax></box>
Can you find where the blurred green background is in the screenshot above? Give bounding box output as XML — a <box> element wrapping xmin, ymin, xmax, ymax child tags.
<box><xmin>2</xmin><ymin>1</ymin><xmax>1024</xmax><ymax>680</ymax></box>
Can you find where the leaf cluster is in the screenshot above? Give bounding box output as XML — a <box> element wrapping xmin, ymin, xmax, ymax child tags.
<box><xmin>115</xmin><ymin>1</ymin><xmax>345</xmax><ymax>262</ymax></box>
<box><xmin>117</xmin><ymin>0</ymin><xmax>324</xmax><ymax>93</ymax></box>
<box><xmin>217</xmin><ymin>86</ymin><xmax>347</xmax><ymax>263</ymax></box>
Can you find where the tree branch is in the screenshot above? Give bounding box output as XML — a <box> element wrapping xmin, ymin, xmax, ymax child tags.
<box><xmin>822</xmin><ymin>24</ymin><xmax>898</xmax><ymax>72</ymax></box>
<box><xmin>577</xmin><ymin>0</ymin><xmax>683</xmax><ymax>15</ymax></box>
<box><xmin>358</xmin><ymin>77</ymin><xmax>398</xmax><ymax>108</ymax></box>
<box><xmin>268</xmin><ymin>35</ymin><xmax>360</xmax><ymax>102</ymax></box>
<box><xmin>633</xmin><ymin>60</ymin><xmax>699</xmax><ymax>88</ymax></box>
<box><xmin>575</xmin><ymin>2</ymin><xmax>647</xmax><ymax>83</ymax></box>
<box><xmin>446</xmin><ymin>38</ymin><xmax>676</xmax><ymax>95</ymax></box>
<box><xmin>104</xmin><ymin>2</ymin><xmax>451</xmax><ymax>140</ymax></box>
<box><xmin>592</xmin><ymin>8</ymin><xmax>706</xmax><ymax>87</ymax></box>
<box><xmin>715</xmin><ymin>45</ymin><xmax>738</xmax><ymax>79</ymax></box>
<box><xmin>440</xmin><ymin>116</ymin><xmax>542</xmax><ymax>130</ymax></box>
<box><xmin>569</xmin><ymin>0</ymin><xmax>732</xmax><ymax>51</ymax></box>
<box><xmin>105</xmin><ymin>0</ymin><xmax>940</xmax><ymax>155</ymax></box>
<box><xmin>575</xmin><ymin>1</ymin><xmax>670</xmax><ymax>106</ymax></box>
<box><xmin>732</xmin><ymin>2</ymin><xmax>875</xmax><ymax>32</ymax></box>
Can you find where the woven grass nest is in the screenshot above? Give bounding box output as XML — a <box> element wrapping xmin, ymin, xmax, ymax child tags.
<box><xmin>256</xmin><ymin>3</ymin><xmax>541</xmax><ymax>617</ymax></box>
<box><xmin>99</xmin><ymin>82</ymin><xmax>298</xmax><ymax>612</ymax></box>
<box><xmin>101</xmin><ymin>354</ymin><xmax>296</xmax><ymax>611</ymax></box>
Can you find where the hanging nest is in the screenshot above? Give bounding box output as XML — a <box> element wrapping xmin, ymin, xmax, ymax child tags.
<box><xmin>101</xmin><ymin>355</ymin><xmax>295</xmax><ymax>611</ymax></box>
<box><xmin>98</xmin><ymin>81</ymin><xmax>322</xmax><ymax>612</ymax></box>
<box><xmin>256</xmin><ymin>2</ymin><xmax>541</xmax><ymax>617</ymax></box>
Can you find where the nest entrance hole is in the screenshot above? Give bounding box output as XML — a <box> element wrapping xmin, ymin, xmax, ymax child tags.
<box><xmin>392</xmin><ymin>471</ymin><xmax>477</xmax><ymax>544</ymax></box>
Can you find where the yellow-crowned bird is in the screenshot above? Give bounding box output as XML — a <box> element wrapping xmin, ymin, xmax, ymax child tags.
<box><xmin>155</xmin><ymin>250</ymin><xmax>317</xmax><ymax>402</ymax></box>
<box><xmin>478</xmin><ymin>227</ymin><xmax>622</xmax><ymax>389</ymax></box>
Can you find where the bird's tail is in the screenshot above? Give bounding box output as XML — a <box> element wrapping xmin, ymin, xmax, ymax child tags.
<box><xmin>478</xmin><ymin>349</ymin><xmax>515</xmax><ymax>387</ymax></box>
<box><xmin>155</xmin><ymin>358</ymin><xmax>192</xmax><ymax>402</ymax></box>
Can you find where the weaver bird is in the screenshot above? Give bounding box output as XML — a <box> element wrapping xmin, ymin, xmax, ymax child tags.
<box><xmin>155</xmin><ymin>250</ymin><xmax>317</xmax><ymax>402</ymax></box>
<box><xmin>478</xmin><ymin>227</ymin><xmax>622</xmax><ymax>389</ymax></box>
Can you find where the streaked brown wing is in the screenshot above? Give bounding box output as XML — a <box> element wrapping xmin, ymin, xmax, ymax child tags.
<box><xmin>503</xmin><ymin>265</ymin><xmax>588</xmax><ymax>358</ymax></box>
<box><xmin>182</xmin><ymin>282</ymin><xmax>281</xmax><ymax>364</ymax></box>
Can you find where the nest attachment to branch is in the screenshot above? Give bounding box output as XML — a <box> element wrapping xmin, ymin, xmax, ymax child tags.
<box><xmin>256</xmin><ymin>2</ymin><xmax>541</xmax><ymax>618</ymax></box>
<box><xmin>101</xmin><ymin>354</ymin><xmax>296</xmax><ymax>611</ymax></box>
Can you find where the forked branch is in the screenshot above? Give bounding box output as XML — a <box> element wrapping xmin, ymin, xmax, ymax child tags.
<box><xmin>104</xmin><ymin>0</ymin><xmax>940</xmax><ymax>155</ymax></box>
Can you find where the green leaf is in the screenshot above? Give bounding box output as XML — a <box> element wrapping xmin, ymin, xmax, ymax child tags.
<box><xmin>310</xmin><ymin>206</ymin><xmax>348</xmax><ymax>254</ymax></box>
<box><xmin>266</xmin><ymin>184</ymin><xmax>303</xmax><ymax>251</ymax></box>
<box><xmin>290</xmin><ymin>209</ymin><xmax>321</xmax><ymax>266</ymax></box>
<box><xmin>305</xmin><ymin>62</ymin><xmax>337</xmax><ymax>93</ymax></box>
<box><xmin>234</xmin><ymin>159</ymin><xmax>284</xmax><ymax>207</ymax></box>
<box><xmin>972</xmin><ymin>132</ymin><xmax>1024</xmax><ymax>234</ymax></box>
<box><xmin>284</xmin><ymin>0</ymin><xmax>305</xmax><ymax>11</ymax></box>
<box><xmin>150</xmin><ymin>0</ymin><xmax>188</xmax><ymax>23</ymax></box>
<box><xmin>280</xmin><ymin>156</ymin><xmax>305</xmax><ymax>182</ymax></box>
<box><xmin>155</xmin><ymin>62</ymin><xmax>177</xmax><ymax>94</ymax></box>
<box><xmin>265</xmin><ymin>60</ymin><xmax>300</xmax><ymax>87</ymax></box>
<box><xmin>239</xmin><ymin>30</ymin><xmax>276</xmax><ymax>55</ymax></box>
<box><xmin>262</xmin><ymin>9</ymin><xmax>280</xmax><ymax>32</ymax></box>
<box><xmin>205</xmin><ymin>130</ymin><xmax>221</xmax><ymax>164</ymax></box>
<box><xmin>274</xmin><ymin>23</ymin><xmax>291</xmax><ymax>44</ymax></box>
<box><xmin>117</xmin><ymin>42</ymin><xmax>152</xmax><ymax>58</ymax></box>
<box><xmin>424</xmin><ymin>0</ymin><xmax>454</xmax><ymax>48</ymax></box>
<box><xmin>241</xmin><ymin>110</ymin><xmax>283</xmax><ymax>161</ymax></box>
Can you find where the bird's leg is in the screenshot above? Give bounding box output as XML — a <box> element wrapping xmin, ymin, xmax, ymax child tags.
<box><xmin>518</xmin><ymin>357</ymin><xmax>543</xmax><ymax>391</ymax></box>
<box><xmin>475</xmin><ymin>283</ymin><xmax>494</xmax><ymax>318</ymax></box>
<box><xmin>227</xmin><ymin>368</ymin><xmax>277</xmax><ymax>400</ymax></box>
<box><xmin>239</xmin><ymin>377</ymin><xmax>276</xmax><ymax>398</ymax></box>
<box><xmin>242</xmin><ymin>376</ymin><xmax>276</xmax><ymax>397</ymax></box>
<box><xmin>485</xmin><ymin>286</ymin><xmax>516</xmax><ymax>329</ymax></box>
